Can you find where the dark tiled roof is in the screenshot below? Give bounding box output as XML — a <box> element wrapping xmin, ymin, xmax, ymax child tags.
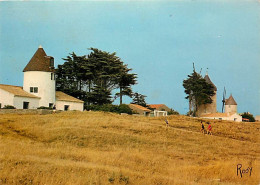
<box><xmin>0</xmin><ymin>84</ymin><xmax>40</xmax><ymax>99</ymax></box>
<box><xmin>225</xmin><ymin>95</ymin><xmax>237</xmax><ymax>105</ymax></box>
<box><xmin>23</xmin><ymin>46</ymin><xmax>55</xmax><ymax>72</ymax></box>
<box><xmin>204</xmin><ymin>74</ymin><xmax>217</xmax><ymax>91</ymax></box>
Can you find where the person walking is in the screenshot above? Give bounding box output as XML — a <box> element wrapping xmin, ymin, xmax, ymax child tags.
<box><xmin>165</xmin><ymin>118</ymin><xmax>169</xmax><ymax>128</ymax></box>
<box><xmin>207</xmin><ymin>122</ymin><xmax>212</xmax><ymax>135</ymax></box>
<box><xmin>200</xmin><ymin>121</ymin><xmax>205</xmax><ymax>134</ymax></box>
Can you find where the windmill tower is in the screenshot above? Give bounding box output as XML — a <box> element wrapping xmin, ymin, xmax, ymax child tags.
<box><xmin>197</xmin><ymin>71</ymin><xmax>217</xmax><ymax>117</ymax></box>
<box><xmin>225</xmin><ymin>94</ymin><xmax>238</xmax><ymax>113</ymax></box>
<box><xmin>23</xmin><ymin>45</ymin><xmax>56</xmax><ymax>108</ymax></box>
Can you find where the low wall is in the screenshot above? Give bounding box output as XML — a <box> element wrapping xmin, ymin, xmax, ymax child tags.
<box><xmin>0</xmin><ymin>109</ymin><xmax>56</xmax><ymax>115</ymax></box>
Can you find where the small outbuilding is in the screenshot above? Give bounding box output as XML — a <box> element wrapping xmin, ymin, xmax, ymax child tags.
<box><xmin>129</xmin><ymin>104</ymin><xmax>151</xmax><ymax>116</ymax></box>
<box><xmin>56</xmin><ymin>91</ymin><xmax>84</xmax><ymax>111</ymax></box>
<box><xmin>201</xmin><ymin>112</ymin><xmax>242</xmax><ymax>122</ymax></box>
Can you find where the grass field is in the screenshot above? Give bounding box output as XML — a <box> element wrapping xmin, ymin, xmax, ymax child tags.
<box><xmin>0</xmin><ymin>111</ymin><xmax>259</xmax><ymax>185</ymax></box>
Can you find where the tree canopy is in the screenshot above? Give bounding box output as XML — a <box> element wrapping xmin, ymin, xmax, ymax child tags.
<box><xmin>241</xmin><ymin>112</ymin><xmax>255</xmax><ymax>122</ymax></box>
<box><xmin>56</xmin><ymin>48</ymin><xmax>137</xmax><ymax>107</ymax></box>
<box><xmin>131</xmin><ymin>92</ymin><xmax>147</xmax><ymax>107</ymax></box>
<box><xmin>183</xmin><ymin>69</ymin><xmax>215</xmax><ymax>116</ymax></box>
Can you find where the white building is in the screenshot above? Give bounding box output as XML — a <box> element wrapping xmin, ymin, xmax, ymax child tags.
<box><xmin>201</xmin><ymin>94</ymin><xmax>242</xmax><ymax>122</ymax></box>
<box><xmin>0</xmin><ymin>46</ymin><xmax>84</xmax><ymax>111</ymax></box>
<box><xmin>201</xmin><ymin>112</ymin><xmax>242</xmax><ymax>122</ymax></box>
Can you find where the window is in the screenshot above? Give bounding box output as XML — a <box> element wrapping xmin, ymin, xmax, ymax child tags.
<box><xmin>51</xmin><ymin>73</ymin><xmax>56</xmax><ymax>80</ymax></box>
<box><xmin>64</xmin><ymin>105</ymin><xmax>70</xmax><ymax>111</ymax></box>
<box><xmin>30</xmin><ymin>87</ymin><xmax>38</xmax><ymax>93</ymax></box>
<box><xmin>50</xmin><ymin>58</ymin><xmax>54</xmax><ymax>67</ymax></box>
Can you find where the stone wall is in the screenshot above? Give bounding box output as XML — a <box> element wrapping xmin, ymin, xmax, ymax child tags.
<box><xmin>0</xmin><ymin>109</ymin><xmax>56</xmax><ymax>115</ymax></box>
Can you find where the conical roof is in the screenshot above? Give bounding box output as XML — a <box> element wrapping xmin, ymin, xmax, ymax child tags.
<box><xmin>23</xmin><ymin>46</ymin><xmax>55</xmax><ymax>72</ymax></box>
<box><xmin>225</xmin><ymin>94</ymin><xmax>237</xmax><ymax>105</ymax></box>
<box><xmin>204</xmin><ymin>74</ymin><xmax>217</xmax><ymax>91</ymax></box>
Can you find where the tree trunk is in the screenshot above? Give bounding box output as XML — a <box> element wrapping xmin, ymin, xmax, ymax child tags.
<box><xmin>120</xmin><ymin>86</ymin><xmax>122</xmax><ymax>105</ymax></box>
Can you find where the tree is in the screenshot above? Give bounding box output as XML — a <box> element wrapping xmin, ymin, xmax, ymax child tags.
<box><xmin>89</xmin><ymin>84</ymin><xmax>112</xmax><ymax>105</ymax></box>
<box><xmin>131</xmin><ymin>92</ymin><xmax>147</xmax><ymax>107</ymax></box>
<box><xmin>56</xmin><ymin>52</ymin><xmax>87</xmax><ymax>100</ymax></box>
<box><xmin>56</xmin><ymin>48</ymin><xmax>138</xmax><ymax>107</ymax></box>
<box><xmin>114</xmin><ymin>66</ymin><xmax>137</xmax><ymax>105</ymax></box>
<box><xmin>183</xmin><ymin>69</ymin><xmax>215</xmax><ymax>116</ymax></box>
<box><xmin>241</xmin><ymin>112</ymin><xmax>255</xmax><ymax>122</ymax></box>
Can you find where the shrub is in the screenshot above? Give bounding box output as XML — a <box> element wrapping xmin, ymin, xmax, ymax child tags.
<box><xmin>241</xmin><ymin>112</ymin><xmax>255</xmax><ymax>122</ymax></box>
<box><xmin>85</xmin><ymin>104</ymin><xmax>133</xmax><ymax>115</ymax></box>
<box><xmin>37</xmin><ymin>106</ymin><xmax>53</xmax><ymax>110</ymax></box>
<box><xmin>118</xmin><ymin>104</ymin><xmax>133</xmax><ymax>115</ymax></box>
<box><xmin>2</xmin><ymin>105</ymin><xmax>16</xmax><ymax>109</ymax></box>
<box><xmin>168</xmin><ymin>109</ymin><xmax>179</xmax><ymax>115</ymax></box>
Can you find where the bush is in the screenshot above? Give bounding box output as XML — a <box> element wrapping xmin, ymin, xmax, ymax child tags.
<box><xmin>168</xmin><ymin>109</ymin><xmax>179</xmax><ymax>115</ymax></box>
<box><xmin>37</xmin><ymin>106</ymin><xmax>53</xmax><ymax>110</ymax></box>
<box><xmin>85</xmin><ymin>104</ymin><xmax>133</xmax><ymax>115</ymax></box>
<box><xmin>118</xmin><ymin>104</ymin><xmax>133</xmax><ymax>114</ymax></box>
<box><xmin>241</xmin><ymin>112</ymin><xmax>255</xmax><ymax>122</ymax></box>
<box><xmin>2</xmin><ymin>105</ymin><xmax>16</xmax><ymax>109</ymax></box>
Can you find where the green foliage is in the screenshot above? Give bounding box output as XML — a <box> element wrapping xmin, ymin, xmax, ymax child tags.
<box><xmin>114</xmin><ymin>68</ymin><xmax>137</xmax><ymax>105</ymax></box>
<box><xmin>85</xmin><ymin>104</ymin><xmax>133</xmax><ymax>115</ymax></box>
<box><xmin>37</xmin><ymin>106</ymin><xmax>53</xmax><ymax>110</ymax></box>
<box><xmin>168</xmin><ymin>109</ymin><xmax>179</xmax><ymax>115</ymax></box>
<box><xmin>2</xmin><ymin>105</ymin><xmax>16</xmax><ymax>109</ymax></box>
<box><xmin>183</xmin><ymin>70</ymin><xmax>215</xmax><ymax>116</ymax></box>
<box><xmin>131</xmin><ymin>92</ymin><xmax>147</xmax><ymax>107</ymax></box>
<box><xmin>56</xmin><ymin>48</ymin><xmax>137</xmax><ymax>106</ymax></box>
<box><xmin>241</xmin><ymin>112</ymin><xmax>255</xmax><ymax>122</ymax></box>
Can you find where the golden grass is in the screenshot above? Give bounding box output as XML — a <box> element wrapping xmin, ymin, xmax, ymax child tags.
<box><xmin>0</xmin><ymin>111</ymin><xmax>259</xmax><ymax>185</ymax></box>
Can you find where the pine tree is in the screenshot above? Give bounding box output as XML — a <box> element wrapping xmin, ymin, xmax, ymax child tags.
<box><xmin>115</xmin><ymin>66</ymin><xmax>137</xmax><ymax>105</ymax></box>
<box><xmin>183</xmin><ymin>69</ymin><xmax>215</xmax><ymax>116</ymax></box>
<box><xmin>131</xmin><ymin>92</ymin><xmax>147</xmax><ymax>107</ymax></box>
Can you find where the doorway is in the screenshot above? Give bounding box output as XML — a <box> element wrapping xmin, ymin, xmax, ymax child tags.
<box><xmin>23</xmin><ymin>102</ymin><xmax>29</xmax><ymax>109</ymax></box>
<box><xmin>64</xmin><ymin>105</ymin><xmax>69</xmax><ymax>111</ymax></box>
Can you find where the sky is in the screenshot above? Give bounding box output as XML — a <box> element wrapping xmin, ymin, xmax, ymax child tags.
<box><xmin>0</xmin><ymin>0</ymin><xmax>259</xmax><ymax>115</ymax></box>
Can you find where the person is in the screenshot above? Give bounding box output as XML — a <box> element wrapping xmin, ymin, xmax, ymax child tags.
<box><xmin>165</xmin><ymin>118</ymin><xmax>169</xmax><ymax>127</ymax></box>
<box><xmin>207</xmin><ymin>122</ymin><xmax>212</xmax><ymax>135</ymax></box>
<box><xmin>53</xmin><ymin>104</ymin><xmax>56</xmax><ymax>113</ymax></box>
<box><xmin>200</xmin><ymin>121</ymin><xmax>205</xmax><ymax>134</ymax></box>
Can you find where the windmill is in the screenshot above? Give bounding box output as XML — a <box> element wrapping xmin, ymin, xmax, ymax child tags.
<box><xmin>221</xmin><ymin>87</ymin><xmax>226</xmax><ymax>113</ymax></box>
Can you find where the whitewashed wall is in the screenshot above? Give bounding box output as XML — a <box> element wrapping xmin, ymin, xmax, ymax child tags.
<box><xmin>23</xmin><ymin>71</ymin><xmax>56</xmax><ymax>107</ymax></box>
<box><xmin>56</xmin><ymin>100</ymin><xmax>84</xmax><ymax>111</ymax></box>
<box><xmin>0</xmin><ymin>89</ymin><xmax>14</xmax><ymax>108</ymax></box>
<box><xmin>229</xmin><ymin>113</ymin><xmax>242</xmax><ymax>122</ymax></box>
<box><xmin>202</xmin><ymin>113</ymin><xmax>242</xmax><ymax>122</ymax></box>
<box><xmin>225</xmin><ymin>105</ymin><xmax>237</xmax><ymax>114</ymax></box>
<box><xmin>13</xmin><ymin>96</ymin><xmax>40</xmax><ymax>109</ymax></box>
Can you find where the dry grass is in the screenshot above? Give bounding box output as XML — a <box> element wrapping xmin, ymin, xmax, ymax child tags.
<box><xmin>0</xmin><ymin>111</ymin><xmax>259</xmax><ymax>185</ymax></box>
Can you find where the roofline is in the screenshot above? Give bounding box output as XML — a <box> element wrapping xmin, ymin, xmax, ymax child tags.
<box><xmin>56</xmin><ymin>99</ymin><xmax>84</xmax><ymax>103</ymax></box>
<box><xmin>14</xmin><ymin>95</ymin><xmax>41</xmax><ymax>99</ymax></box>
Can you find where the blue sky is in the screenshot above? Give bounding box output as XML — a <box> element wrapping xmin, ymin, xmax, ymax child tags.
<box><xmin>0</xmin><ymin>1</ymin><xmax>259</xmax><ymax>115</ymax></box>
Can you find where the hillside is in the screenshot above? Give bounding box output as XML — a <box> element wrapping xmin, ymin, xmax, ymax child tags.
<box><xmin>0</xmin><ymin>111</ymin><xmax>259</xmax><ymax>185</ymax></box>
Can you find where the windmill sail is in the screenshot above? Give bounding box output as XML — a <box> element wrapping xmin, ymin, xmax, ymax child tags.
<box><xmin>221</xmin><ymin>87</ymin><xmax>226</xmax><ymax>113</ymax></box>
